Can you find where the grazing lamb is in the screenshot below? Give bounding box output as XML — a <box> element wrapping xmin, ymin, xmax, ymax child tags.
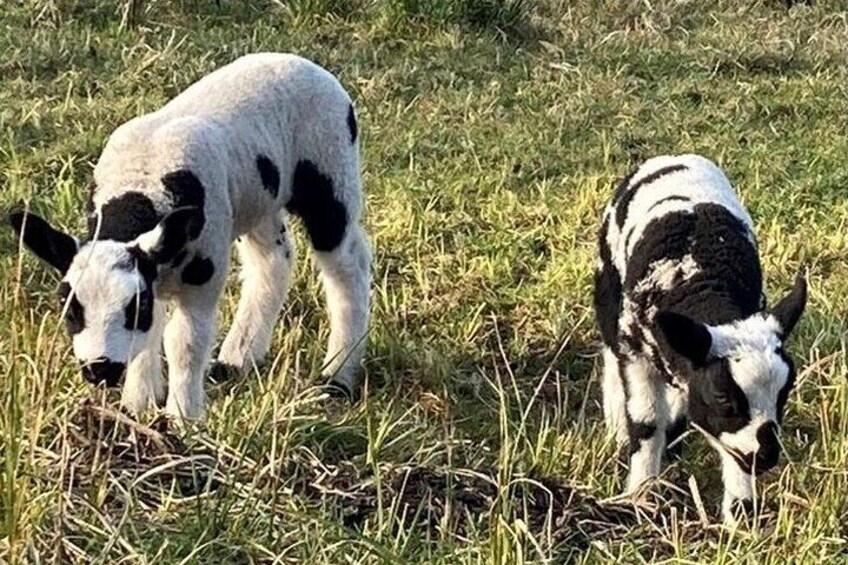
<box><xmin>594</xmin><ymin>154</ymin><xmax>806</xmax><ymax>522</ymax></box>
<box><xmin>10</xmin><ymin>53</ymin><xmax>371</xmax><ymax>419</ymax></box>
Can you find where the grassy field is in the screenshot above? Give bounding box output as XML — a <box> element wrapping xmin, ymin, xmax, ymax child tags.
<box><xmin>1</xmin><ymin>0</ymin><xmax>847</xmax><ymax>562</ymax></box>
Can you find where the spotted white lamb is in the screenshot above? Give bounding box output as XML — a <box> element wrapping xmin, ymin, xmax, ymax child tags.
<box><xmin>594</xmin><ymin>154</ymin><xmax>806</xmax><ymax>522</ymax></box>
<box><xmin>10</xmin><ymin>53</ymin><xmax>371</xmax><ymax>419</ymax></box>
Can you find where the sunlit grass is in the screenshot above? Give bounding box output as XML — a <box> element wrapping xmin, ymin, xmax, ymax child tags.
<box><xmin>1</xmin><ymin>0</ymin><xmax>847</xmax><ymax>562</ymax></box>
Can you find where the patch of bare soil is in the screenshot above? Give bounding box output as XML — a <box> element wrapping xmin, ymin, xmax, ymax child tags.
<box><xmin>59</xmin><ymin>400</ymin><xmax>745</xmax><ymax>558</ymax></box>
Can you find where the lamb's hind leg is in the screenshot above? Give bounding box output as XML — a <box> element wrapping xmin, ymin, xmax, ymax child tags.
<box><xmin>287</xmin><ymin>155</ymin><xmax>371</xmax><ymax>400</ymax></box>
<box><xmin>215</xmin><ymin>214</ymin><xmax>295</xmax><ymax>378</ymax></box>
<box><xmin>314</xmin><ymin>222</ymin><xmax>371</xmax><ymax>399</ymax></box>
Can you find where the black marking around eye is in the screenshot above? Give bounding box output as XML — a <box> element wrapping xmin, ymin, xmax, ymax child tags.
<box><xmin>689</xmin><ymin>358</ymin><xmax>750</xmax><ymax>436</ymax></box>
<box><xmin>257</xmin><ymin>155</ymin><xmax>280</xmax><ymax>198</ymax></box>
<box><xmin>286</xmin><ymin>160</ymin><xmax>348</xmax><ymax>252</ymax></box>
<box><xmin>58</xmin><ymin>281</ymin><xmax>85</xmax><ymax>334</ymax></box>
<box><xmin>181</xmin><ymin>255</ymin><xmax>214</xmax><ymax>286</ymax></box>
<box><xmin>124</xmin><ymin>287</ymin><xmax>153</xmax><ymax>331</ymax></box>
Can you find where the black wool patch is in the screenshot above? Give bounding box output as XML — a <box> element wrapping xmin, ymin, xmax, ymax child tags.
<box><xmin>161</xmin><ymin>169</ymin><xmax>205</xmax><ymax>239</ymax></box>
<box><xmin>286</xmin><ymin>160</ymin><xmax>348</xmax><ymax>252</ymax></box>
<box><xmin>594</xmin><ymin>215</ymin><xmax>622</xmax><ymax>349</ymax></box>
<box><xmin>181</xmin><ymin>255</ymin><xmax>214</xmax><ymax>286</ymax></box>
<box><xmin>57</xmin><ymin>282</ymin><xmax>85</xmax><ymax>334</ymax></box>
<box><xmin>627</xmin><ymin>420</ymin><xmax>657</xmax><ymax>456</ymax></box>
<box><xmin>625</xmin><ymin>210</ymin><xmax>696</xmax><ymax>290</ymax></box>
<box><xmin>347</xmin><ymin>104</ymin><xmax>358</xmax><ymax>144</ymax></box>
<box><xmin>615</xmin><ymin>164</ymin><xmax>689</xmax><ymax>229</ymax></box>
<box><xmin>625</xmin><ymin>203</ymin><xmax>762</xmax><ymax>327</ymax></box>
<box><xmin>256</xmin><ymin>155</ymin><xmax>280</xmax><ymax>198</ymax></box>
<box><xmin>93</xmin><ymin>192</ymin><xmax>162</xmax><ymax>242</ymax></box>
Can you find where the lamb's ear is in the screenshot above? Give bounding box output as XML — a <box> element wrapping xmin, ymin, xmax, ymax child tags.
<box><xmin>772</xmin><ymin>275</ymin><xmax>807</xmax><ymax>338</ymax></box>
<box><xmin>8</xmin><ymin>211</ymin><xmax>78</xmax><ymax>274</ymax></box>
<box><xmin>134</xmin><ymin>207</ymin><xmax>201</xmax><ymax>264</ymax></box>
<box><xmin>656</xmin><ymin>311</ymin><xmax>713</xmax><ymax>367</ymax></box>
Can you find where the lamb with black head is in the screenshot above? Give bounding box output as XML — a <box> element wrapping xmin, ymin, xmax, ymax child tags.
<box><xmin>593</xmin><ymin>153</ymin><xmax>806</xmax><ymax>522</ymax></box>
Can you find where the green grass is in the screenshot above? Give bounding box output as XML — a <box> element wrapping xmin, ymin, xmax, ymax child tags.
<box><xmin>2</xmin><ymin>0</ymin><xmax>848</xmax><ymax>562</ymax></box>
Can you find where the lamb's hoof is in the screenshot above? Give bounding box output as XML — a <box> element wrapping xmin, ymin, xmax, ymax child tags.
<box><xmin>208</xmin><ymin>361</ymin><xmax>239</xmax><ymax>384</ymax></box>
<box><xmin>323</xmin><ymin>379</ymin><xmax>360</xmax><ymax>403</ymax></box>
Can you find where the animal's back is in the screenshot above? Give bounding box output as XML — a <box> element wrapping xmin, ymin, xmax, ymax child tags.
<box><xmin>159</xmin><ymin>53</ymin><xmax>348</xmax><ymax>124</ymax></box>
<box><xmin>604</xmin><ymin>154</ymin><xmax>754</xmax><ymax>278</ymax></box>
<box><xmin>596</xmin><ymin>155</ymin><xmax>763</xmax><ymax>352</ymax></box>
<box><xmin>92</xmin><ymin>54</ymin><xmax>356</xmax><ymax>233</ymax></box>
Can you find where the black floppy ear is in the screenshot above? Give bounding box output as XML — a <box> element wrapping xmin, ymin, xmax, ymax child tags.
<box><xmin>656</xmin><ymin>310</ymin><xmax>713</xmax><ymax>367</ymax></box>
<box><xmin>9</xmin><ymin>211</ymin><xmax>78</xmax><ymax>274</ymax></box>
<box><xmin>134</xmin><ymin>207</ymin><xmax>201</xmax><ymax>264</ymax></box>
<box><xmin>772</xmin><ymin>275</ymin><xmax>807</xmax><ymax>338</ymax></box>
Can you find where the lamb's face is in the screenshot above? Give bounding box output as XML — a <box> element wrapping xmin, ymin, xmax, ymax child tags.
<box><xmin>60</xmin><ymin>241</ymin><xmax>155</xmax><ymax>386</ymax></box>
<box><xmin>657</xmin><ymin>276</ymin><xmax>806</xmax><ymax>476</ymax></box>
<box><xmin>10</xmin><ymin>208</ymin><xmax>200</xmax><ymax>387</ymax></box>
<box><xmin>686</xmin><ymin>316</ymin><xmax>795</xmax><ymax>475</ymax></box>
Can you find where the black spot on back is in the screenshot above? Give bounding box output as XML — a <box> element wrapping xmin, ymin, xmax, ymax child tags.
<box><xmin>615</xmin><ymin>164</ymin><xmax>689</xmax><ymax>229</ymax></box>
<box><xmin>286</xmin><ymin>160</ymin><xmax>348</xmax><ymax>252</ymax></box>
<box><xmin>181</xmin><ymin>255</ymin><xmax>215</xmax><ymax>286</ymax></box>
<box><xmin>347</xmin><ymin>104</ymin><xmax>358</xmax><ymax>143</ymax></box>
<box><xmin>92</xmin><ymin>192</ymin><xmax>161</xmax><ymax>242</ymax></box>
<box><xmin>57</xmin><ymin>281</ymin><xmax>85</xmax><ymax>334</ymax></box>
<box><xmin>256</xmin><ymin>155</ymin><xmax>280</xmax><ymax>198</ymax></box>
<box><xmin>161</xmin><ymin>169</ymin><xmax>205</xmax><ymax>239</ymax></box>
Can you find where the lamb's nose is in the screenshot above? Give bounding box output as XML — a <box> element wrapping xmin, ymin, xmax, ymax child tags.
<box><xmin>754</xmin><ymin>421</ymin><xmax>780</xmax><ymax>474</ymax></box>
<box><xmin>82</xmin><ymin>359</ymin><xmax>126</xmax><ymax>388</ymax></box>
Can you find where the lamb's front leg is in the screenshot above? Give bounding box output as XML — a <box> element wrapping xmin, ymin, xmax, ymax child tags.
<box><xmin>163</xmin><ymin>274</ymin><xmax>225</xmax><ymax>419</ymax></box>
<box><xmin>121</xmin><ymin>299</ymin><xmax>167</xmax><ymax>413</ymax></box>
<box><xmin>719</xmin><ymin>451</ymin><xmax>755</xmax><ymax>523</ymax></box>
<box><xmin>622</xmin><ymin>356</ymin><xmax>668</xmax><ymax>494</ymax></box>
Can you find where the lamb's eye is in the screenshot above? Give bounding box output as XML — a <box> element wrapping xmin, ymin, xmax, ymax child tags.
<box><xmin>124</xmin><ymin>289</ymin><xmax>153</xmax><ymax>331</ymax></box>
<box><xmin>125</xmin><ymin>294</ymin><xmax>141</xmax><ymax>329</ymax></box>
<box><xmin>58</xmin><ymin>289</ymin><xmax>85</xmax><ymax>335</ymax></box>
<box><xmin>714</xmin><ymin>391</ymin><xmax>732</xmax><ymax>408</ymax></box>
